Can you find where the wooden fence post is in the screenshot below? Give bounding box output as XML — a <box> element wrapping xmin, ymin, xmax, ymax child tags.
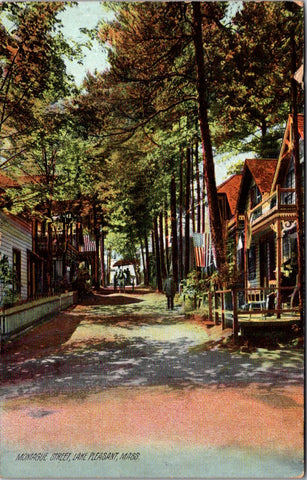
<box><xmin>221</xmin><ymin>291</ymin><xmax>225</xmax><ymax>329</ymax></box>
<box><xmin>214</xmin><ymin>292</ymin><xmax>219</xmax><ymax>325</ymax></box>
<box><xmin>232</xmin><ymin>289</ymin><xmax>238</xmax><ymax>342</ymax></box>
<box><xmin>208</xmin><ymin>292</ymin><xmax>212</xmax><ymax>322</ymax></box>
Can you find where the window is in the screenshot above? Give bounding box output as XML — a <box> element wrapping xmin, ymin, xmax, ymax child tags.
<box><xmin>299</xmin><ymin>140</ymin><xmax>304</xmax><ymax>163</ymax></box>
<box><xmin>250</xmin><ymin>185</ymin><xmax>261</xmax><ymax>209</ymax></box>
<box><xmin>282</xmin><ymin>235</ymin><xmax>291</xmax><ymax>261</ymax></box>
<box><xmin>283</xmin><ymin>158</ymin><xmax>295</xmax><ymax>204</ymax></box>
<box><xmin>248</xmin><ymin>244</ymin><xmax>256</xmax><ymax>280</ymax></box>
<box><xmin>13</xmin><ymin>249</ymin><xmax>21</xmax><ymax>294</ymax></box>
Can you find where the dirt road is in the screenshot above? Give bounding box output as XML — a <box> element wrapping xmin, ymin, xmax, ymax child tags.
<box><xmin>0</xmin><ymin>291</ymin><xmax>304</xmax><ymax>478</ymax></box>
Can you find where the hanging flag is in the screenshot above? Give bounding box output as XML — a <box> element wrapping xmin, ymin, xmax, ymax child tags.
<box><xmin>193</xmin><ymin>233</ymin><xmax>206</xmax><ymax>268</ymax></box>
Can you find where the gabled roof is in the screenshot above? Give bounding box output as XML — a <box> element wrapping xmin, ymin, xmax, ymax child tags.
<box><xmin>271</xmin><ymin>113</ymin><xmax>304</xmax><ymax>191</ymax></box>
<box><xmin>237</xmin><ymin>159</ymin><xmax>278</xmax><ymax>213</ymax></box>
<box><xmin>245</xmin><ymin>159</ymin><xmax>278</xmax><ymax>195</ymax></box>
<box><xmin>217</xmin><ymin>174</ymin><xmax>242</xmax><ymax>216</ymax></box>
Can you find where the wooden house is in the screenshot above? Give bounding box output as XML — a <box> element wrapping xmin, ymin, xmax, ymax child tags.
<box><xmin>193</xmin><ymin>174</ymin><xmax>242</xmax><ymax>273</ymax></box>
<box><xmin>217</xmin><ymin>173</ymin><xmax>243</xmax><ymax>250</ymax></box>
<box><xmin>198</xmin><ymin>115</ymin><xmax>303</xmax><ymax>336</ymax></box>
<box><xmin>228</xmin><ymin>114</ymin><xmax>304</xmax><ymax>312</ymax></box>
<box><xmin>234</xmin><ymin>158</ymin><xmax>278</xmax><ymax>291</ymax></box>
<box><xmin>0</xmin><ymin>172</ymin><xmax>89</xmax><ymax>301</ymax></box>
<box><xmin>32</xmin><ymin>201</ymin><xmax>84</xmax><ymax>294</ymax></box>
<box><xmin>79</xmin><ymin>233</ymin><xmax>98</xmax><ymax>286</ymax></box>
<box><xmin>0</xmin><ymin>173</ymin><xmax>33</xmax><ymax>304</ymax></box>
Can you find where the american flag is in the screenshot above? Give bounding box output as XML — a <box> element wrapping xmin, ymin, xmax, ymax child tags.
<box><xmin>193</xmin><ymin>233</ymin><xmax>206</xmax><ymax>268</ymax></box>
<box><xmin>81</xmin><ymin>234</ymin><xmax>96</xmax><ymax>252</ymax></box>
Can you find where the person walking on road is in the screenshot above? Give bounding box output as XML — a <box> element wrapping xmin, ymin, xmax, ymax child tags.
<box><xmin>114</xmin><ymin>271</ymin><xmax>118</xmax><ymax>291</ymax></box>
<box><xmin>164</xmin><ymin>275</ymin><xmax>176</xmax><ymax>310</ymax></box>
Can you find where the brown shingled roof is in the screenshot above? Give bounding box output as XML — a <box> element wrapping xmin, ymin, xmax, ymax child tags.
<box><xmin>245</xmin><ymin>159</ymin><xmax>278</xmax><ymax>195</ymax></box>
<box><xmin>217</xmin><ymin>174</ymin><xmax>242</xmax><ymax>216</ymax></box>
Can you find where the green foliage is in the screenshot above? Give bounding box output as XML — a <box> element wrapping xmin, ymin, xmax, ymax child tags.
<box><xmin>206</xmin><ymin>237</ymin><xmax>241</xmax><ymax>290</ymax></box>
<box><xmin>0</xmin><ymin>254</ymin><xmax>18</xmax><ymax>306</ymax></box>
<box><xmin>0</xmin><ymin>2</ymin><xmax>303</xmax><ymax>290</ymax></box>
<box><xmin>105</xmin><ymin>230</ymin><xmax>137</xmax><ymax>260</ymax></box>
<box><xmin>210</xmin><ymin>1</ymin><xmax>304</xmax><ymax>156</ymax></box>
<box><xmin>73</xmin><ymin>264</ymin><xmax>93</xmax><ymax>298</ymax></box>
<box><xmin>0</xmin><ymin>254</ymin><xmax>12</xmax><ymax>285</ymax></box>
<box><xmin>180</xmin><ymin>270</ymin><xmax>207</xmax><ymax>301</ymax></box>
<box><xmin>181</xmin><ymin>236</ymin><xmax>240</xmax><ymax>306</ymax></box>
<box><xmin>0</xmin><ymin>1</ymin><xmax>83</xmax><ymax>209</ymax></box>
<box><xmin>0</xmin><ymin>2</ymin><xmax>75</xmax><ymax>136</ymax></box>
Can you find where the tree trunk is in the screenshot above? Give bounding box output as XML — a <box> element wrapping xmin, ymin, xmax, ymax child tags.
<box><xmin>195</xmin><ymin>141</ymin><xmax>201</xmax><ymax>233</ymax></box>
<box><xmin>291</xmin><ymin>30</ymin><xmax>304</xmax><ymax>325</ymax></box>
<box><xmin>184</xmin><ymin>146</ymin><xmax>191</xmax><ymax>277</ymax></box>
<box><xmin>192</xmin><ymin>2</ymin><xmax>225</xmax><ymax>271</ymax></box>
<box><xmin>100</xmin><ymin>230</ymin><xmax>105</xmax><ymax>287</ymax></box>
<box><xmin>144</xmin><ymin>232</ymin><xmax>150</xmax><ymax>286</ymax></box>
<box><xmin>170</xmin><ymin>173</ymin><xmax>179</xmax><ymax>287</ymax></box>
<box><xmin>159</xmin><ymin>210</ymin><xmax>167</xmax><ymax>279</ymax></box>
<box><xmin>47</xmin><ymin>220</ymin><xmax>53</xmax><ymax>294</ymax></box>
<box><xmin>191</xmin><ymin>146</ymin><xmax>196</xmax><ymax>234</ymax></box>
<box><xmin>93</xmin><ymin>199</ymin><xmax>100</xmax><ymax>289</ymax></box>
<box><xmin>153</xmin><ymin>216</ymin><xmax>163</xmax><ymax>292</ymax></box>
<box><xmin>151</xmin><ymin>229</ymin><xmax>155</xmax><ymax>257</ymax></box>
<box><xmin>107</xmin><ymin>249</ymin><xmax>111</xmax><ymax>285</ymax></box>
<box><xmin>140</xmin><ymin>236</ymin><xmax>146</xmax><ymax>284</ymax></box>
<box><xmin>179</xmin><ymin>149</ymin><xmax>184</xmax><ymax>280</ymax></box>
<box><xmin>164</xmin><ymin>199</ymin><xmax>170</xmax><ymax>275</ymax></box>
<box><xmin>94</xmin><ymin>230</ymin><xmax>100</xmax><ymax>289</ymax></box>
<box><xmin>202</xmin><ymin>146</ymin><xmax>206</xmax><ymax>234</ymax></box>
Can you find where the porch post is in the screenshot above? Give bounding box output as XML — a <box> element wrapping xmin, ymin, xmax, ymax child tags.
<box><xmin>221</xmin><ymin>291</ymin><xmax>225</xmax><ymax>330</ymax></box>
<box><xmin>276</xmin><ymin>219</ymin><xmax>282</xmax><ymax>318</ymax></box>
<box><xmin>244</xmin><ymin>214</ymin><xmax>248</xmax><ymax>303</ymax></box>
<box><xmin>232</xmin><ymin>289</ymin><xmax>238</xmax><ymax>342</ymax></box>
<box><xmin>214</xmin><ymin>291</ymin><xmax>219</xmax><ymax>325</ymax></box>
<box><xmin>208</xmin><ymin>292</ymin><xmax>212</xmax><ymax>322</ymax></box>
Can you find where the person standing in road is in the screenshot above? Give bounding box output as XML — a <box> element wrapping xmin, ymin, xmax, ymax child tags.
<box><xmin>118</xmin><ymin>269</ymin><xmax>125</xmax><ymax>292</ymax></box>
<box><xmin>164</xmin><ymin>275</ymin><xmax>176</xmax><ymax>310</ymax></box>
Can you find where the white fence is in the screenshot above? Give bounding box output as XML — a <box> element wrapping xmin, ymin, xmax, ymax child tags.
<box><xmin>0</xmin><ymin>291</ymin><xmax>78</xmax><ymax>337</ymax></box>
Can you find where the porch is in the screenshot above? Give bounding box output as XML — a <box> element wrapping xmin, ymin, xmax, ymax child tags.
<box><xmin>237</xmin><ymin>310</ymin><xmax>300</xmax><ymax>337</ymax></box>
<box><xmin>201</xmin><ymin>286</ymin><xmax>302</xmax><ymax>340</ymax></box>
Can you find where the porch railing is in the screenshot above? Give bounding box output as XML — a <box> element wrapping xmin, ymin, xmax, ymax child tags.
<box><xmin>200</xmin><ymin>285</ymin><xmax>301</xmax><ymax>341</ymax></box>
<box><xmin>249</xmin><ymin>186</ymin><xmax>296</xmax><ymax>226</ymax></box>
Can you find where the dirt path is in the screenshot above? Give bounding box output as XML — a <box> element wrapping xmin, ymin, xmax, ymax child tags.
<box><xmin>0</xmin><ymin>291</ymin><xmax>304</xmax><ymax>478</ymax></box>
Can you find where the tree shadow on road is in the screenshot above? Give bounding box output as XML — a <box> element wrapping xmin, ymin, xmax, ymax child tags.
<box><xmin>79</xmin><ymin>294</ymin><xmax>144</xmax><ymax>306</ymax></box>
<box><xmin>1</xmin><ymin>311</ymin><xmax>84</xmax><ymax>362</ymax></box>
